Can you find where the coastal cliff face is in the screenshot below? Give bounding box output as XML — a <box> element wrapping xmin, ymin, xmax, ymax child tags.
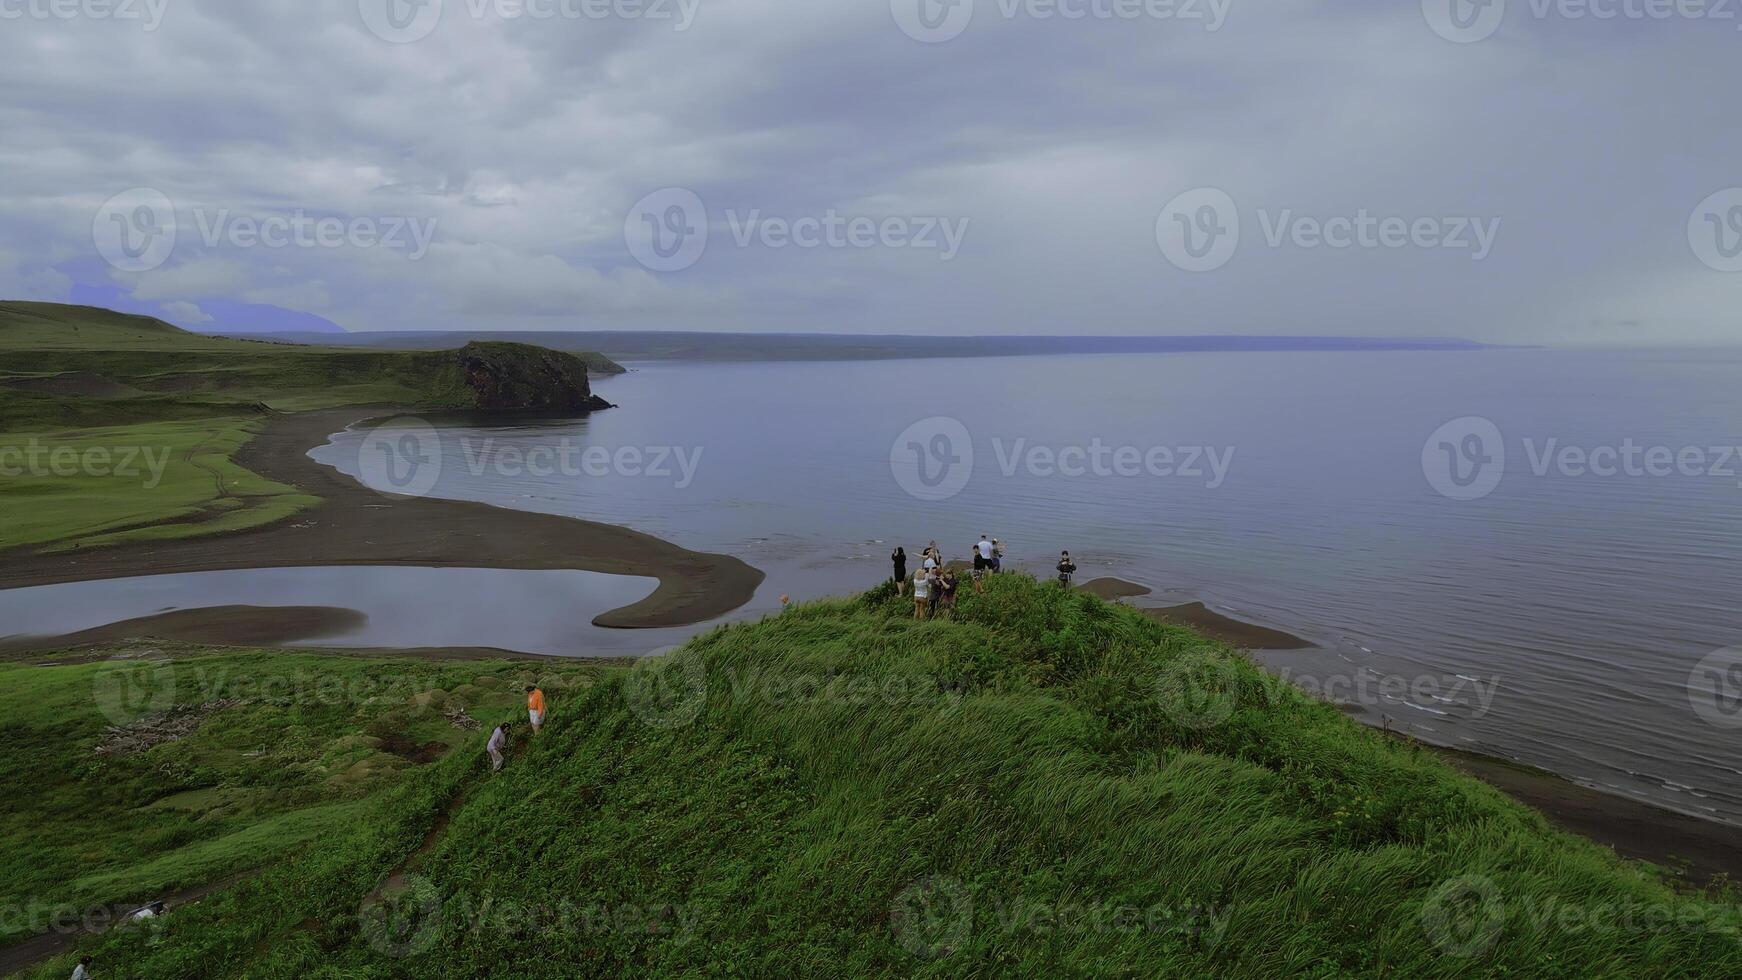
<box><xmin>453</xmin><ymin>341</ymin><xmax>614</xmax><ymax>413</ymax></box>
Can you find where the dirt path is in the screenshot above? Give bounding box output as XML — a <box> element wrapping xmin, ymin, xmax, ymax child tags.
<box><xmin>0</xmin><ymin>873</ymin><xmax>250</xmax><ymax>978</ymax></box>
<box><xmin>0</xmin><ymin>408</ymin><xmax>764</xmax><ymax>629</ymax></box>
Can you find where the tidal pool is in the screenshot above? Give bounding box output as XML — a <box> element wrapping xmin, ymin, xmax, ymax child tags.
<box><xmin>0</xmin><ymin>566</ymin><xmax>710</xmax><ymax>657</ymax></box>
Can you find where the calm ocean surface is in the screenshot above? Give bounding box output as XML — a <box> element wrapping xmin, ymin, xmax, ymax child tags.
<box><xmin>315</xmin><ymin>349</ymin><xmax>1742</xmax><ymax>825</ymax></box>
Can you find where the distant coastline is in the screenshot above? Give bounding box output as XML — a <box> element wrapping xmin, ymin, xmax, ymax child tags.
<box><xmin>210</xmin><ymin>329</ymin><xmax>1507</xmax><ymax>365</ymax></box>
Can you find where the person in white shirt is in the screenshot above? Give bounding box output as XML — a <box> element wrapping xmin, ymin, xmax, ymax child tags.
<box><xmin>71</xmin><ymin>957</ymin><xmax>92</xmax><ymax>980</ymax></box>
<box><xmin>973</xmin><ymin>535</ymin><xmax>993</xmax><ymax>591</ymax></box>
<box><xmin>912</xmin><ymin>568</ymin><xmax>931</xmax><ymax>619</ymax></box>
<box><xmin>487</xmin><ymin>722</ymin><xmax>512</xmax><ymax>772</ymax></box>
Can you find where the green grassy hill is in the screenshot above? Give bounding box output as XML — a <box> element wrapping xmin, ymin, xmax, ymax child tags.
<box><xmin>0</xmin><ymin>302</ymin><xmax>623</xmax><ymax>553</ymax></box>
<box><xmin>0</xmin><ymin>302</ymin><xmax>625</xmax><ymax>425</ymax></box>
<box><xmin>23</xmin><ymin>576</ymin><xmax>1739</xmax><ymax>978</ymax></box>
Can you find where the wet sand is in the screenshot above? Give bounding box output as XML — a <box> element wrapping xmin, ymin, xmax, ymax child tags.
<box><xmin>1079</xmin><ymin>576</ymin><xmax>1742</xmax><ymax>882</ymax></box>
<box><xmin>0</xmin><ymin>408</ymin><xmax>764</xmax><ymax>629</ymax></box>
<box><xmin>1423</xmin><ymin>743</ymin><xmax>1742</xmax><ymax>883</ymax></box>
<box><xmin>0</xmin><ymin>605</ymin><xmax>364</xmax><ymax>653</ymax></box>
<box><xmin>1078</xmin><ymin>578</ymin><xmax>1315</xmax><ymax>650</ymax></box>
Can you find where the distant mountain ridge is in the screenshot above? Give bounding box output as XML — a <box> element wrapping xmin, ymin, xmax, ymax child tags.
<box><xmin>210</xmin><ymin>329</ymin><xmax>1498</xmax><ymax>364</ymax></box>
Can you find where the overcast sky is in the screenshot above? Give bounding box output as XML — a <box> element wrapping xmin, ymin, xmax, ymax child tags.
<box><xmin>1</xmin><ymin>0</ymin><xmax>1738</xmax><ymax>343</ymax></box>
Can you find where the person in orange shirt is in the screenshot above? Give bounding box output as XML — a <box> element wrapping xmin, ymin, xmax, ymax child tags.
<box><xmin>526</xmin><ymin>685</ymin><xmax>547</xmax><ymax>734</ymax></box>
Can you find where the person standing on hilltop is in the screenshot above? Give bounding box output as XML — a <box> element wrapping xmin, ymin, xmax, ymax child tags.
<box><xmin>526</xmin><ymin>685</ymin><xmax>546</xmax><ymax>735</ymax></box>
<box><xmin>1056</xmin><ymin>550</ymin><xmax>1078</xmax><ymax>588</ymax></box>
<box><xmin>992</xmin><ymin>539</ymin><xmax>1005</xmax><ymax>574</ymax></box>
<box><xmin>892</xmin><ymin>546</ymin><xmax>907</xmax><ymax>594</ymax></box>
<box><xmin>974</xmin><ymin>535</ymin><xmax>993</xmax><ymax>593</ymax></box>
<box><xmin>912</xmin><ymin>565</ymin><xmax>931</xmax><ymax>619</ymax></box>
<box><xmin>487</xmin><ymin>721</ymin><xmax>512</xmax><ymax>772</ymax></box>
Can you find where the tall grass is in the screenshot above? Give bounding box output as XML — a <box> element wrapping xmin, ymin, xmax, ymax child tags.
<box><xmin>33</xmin><ymin>577</ymin><xmax>1740</xmax><ymax>977</ymax></box>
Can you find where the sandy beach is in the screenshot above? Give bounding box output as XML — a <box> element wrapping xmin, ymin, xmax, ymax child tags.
<box><xmin>0</xmin><ymin>408</ymin><xmax>765</xmax><ymax>629</ymax></box>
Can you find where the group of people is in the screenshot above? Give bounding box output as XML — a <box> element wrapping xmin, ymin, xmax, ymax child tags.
<box><xmin>891</xmin><ymin>536</ymin><xmax>1081</xmax><ymax>619</ymax></box>
<box><xmin>485</xmin><ymin>684</ymin><xmax>548</xmax><ymax>772</ymax></box>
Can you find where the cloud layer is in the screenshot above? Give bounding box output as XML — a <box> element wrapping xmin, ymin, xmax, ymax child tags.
<box><xmin>2</xmin><ymin>0</ymin><xmax>1739</xmax><ymax>343</ymax></box>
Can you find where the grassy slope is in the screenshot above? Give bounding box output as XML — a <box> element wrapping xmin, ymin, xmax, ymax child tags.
<box><xmin>24</xmin><ymin>577</ymin><xmax>1740</xmax><ymax>978</ymax></box>
<box><xmin>0</xmin><ymin>302</ymin><xmax>619</xmax><ymax>552</ymax></box>
<box><xmin>0</xmin><ymin>647</ymin><xmax>602</xmax><ymax>949</ymax></box>
<box><xmin>0</xmin><ymin>419</ymin><xmax>318</xmax><ymax>553</ymax></box>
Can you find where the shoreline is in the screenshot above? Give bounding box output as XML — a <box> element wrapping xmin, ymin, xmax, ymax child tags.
<box><xmin>1078</xmin><ymin>576</ymin><xmax>1742</xmax><ymax>882</ymax></box>
<box><xmin>0</xmin><ymin>407</ymin><xmax>765</xmax><ymax>630</ymax></box>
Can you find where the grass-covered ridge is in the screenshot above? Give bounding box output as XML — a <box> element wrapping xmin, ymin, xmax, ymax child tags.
<box><xmin>0</xmin><ymin>301</ymin><xmax>626</xmax><ymax>427</ymax></box>
<box><xmin>0</xmin><ymin>301</ymin><xmax>625</xmax><ymax>554</ymax></box>
<box><xmin>25</xmin><ymin>576</ymin><xmax>1739</xmax><ymax>978</ymax></box>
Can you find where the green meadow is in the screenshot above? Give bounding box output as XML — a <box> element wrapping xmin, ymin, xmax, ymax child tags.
<box><xmin>0</xmin><ymin>301</ymin><xmax>622</xmax><ymax>554</ymax></box>
<box><xmin>14</xmin><ymin>576</ymin><xmax>1737</xmax><ymax>978</ymax></box>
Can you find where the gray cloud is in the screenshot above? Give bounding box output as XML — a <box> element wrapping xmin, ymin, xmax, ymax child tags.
<box><xmin>0</xmin><ymin>0</ymin><xmax>1738</xmax><ymax>343</ymax></box>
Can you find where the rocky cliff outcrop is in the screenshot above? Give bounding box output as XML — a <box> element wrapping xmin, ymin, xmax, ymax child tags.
<box><xmin>454</xmin><ymin>342</ymin><xmax>614</xmax><ymax>413</ymax></box>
